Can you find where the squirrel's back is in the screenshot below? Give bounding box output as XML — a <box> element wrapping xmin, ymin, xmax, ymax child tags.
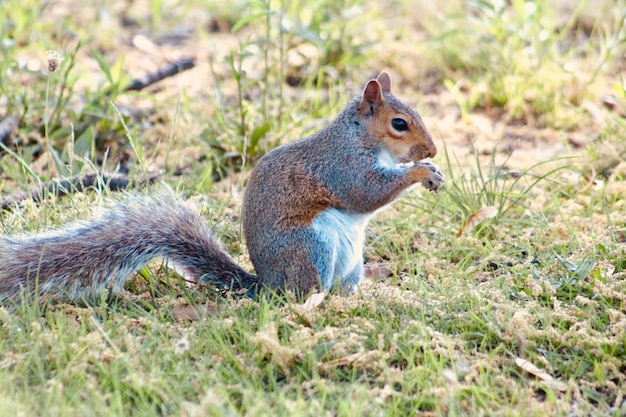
<box><xmin>0</xmin><ymin>192</ymin><xmax>255</xmax><ymax>303</ymax></box>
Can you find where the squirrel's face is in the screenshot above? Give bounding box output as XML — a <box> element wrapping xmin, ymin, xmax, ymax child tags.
<box><xmin>366</xmin><ymin>103</ymin><xmax>437</xmax><ymax>164</ymax></box>
<box><xmin>358</xmin><ymin>73</ymin><xmax>437</xmax><ymax>165</ymax></box>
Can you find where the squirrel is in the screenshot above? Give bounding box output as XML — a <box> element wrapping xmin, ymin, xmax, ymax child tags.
<box><xmin>0</xmin><ymin>71</ymin><xmax>444</xmax><ymax>303</ymax></box>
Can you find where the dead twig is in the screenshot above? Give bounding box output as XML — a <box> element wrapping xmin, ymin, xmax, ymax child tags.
<box><xmin>126</xmin><ymin>57</ymin><xmax>196</xmax><ymax>91</ymax></box>
<box><xmin>0</xmin><ymin>57</ymin><xmax>190</xmax><ymax>209</ymax></box>
<box><xmin>0</xmin><ymin>56</ymin><xmax>195</xmax><ymax>148</ymax></box>
<box><xmin>1</xmin><ymin>172</ymin><xmax>162</xmax><ymax>211</ymax></box>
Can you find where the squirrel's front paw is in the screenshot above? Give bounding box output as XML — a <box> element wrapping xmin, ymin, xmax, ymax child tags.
<box><xmin>416</xmin><ymin>161</ymin><xmax>444</xmax><ymax>192</ymax></box>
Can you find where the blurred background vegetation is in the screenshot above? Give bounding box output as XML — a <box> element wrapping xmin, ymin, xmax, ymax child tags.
<box><xmin>0</xmin><ymin>0</ymin><xmax>624</xmax><ymax>194</ymax></box>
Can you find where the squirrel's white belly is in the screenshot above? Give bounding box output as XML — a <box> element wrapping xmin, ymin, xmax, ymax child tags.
<box><xmin>311</xmin><ymin>208</ymin><xmax>371</xmax><ymax>289</ymax></box>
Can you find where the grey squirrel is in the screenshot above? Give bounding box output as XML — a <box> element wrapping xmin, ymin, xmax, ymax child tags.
<box><xmin>0</xmin><ymin>72</ymin><xmax>443</xmax><ymax>303</ymax></box>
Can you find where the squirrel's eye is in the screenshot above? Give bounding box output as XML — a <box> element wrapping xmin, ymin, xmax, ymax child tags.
<box><xmin>391</xmin><ymin>118</ymin><xmax>409</xmax><ymax>132</ymax></box>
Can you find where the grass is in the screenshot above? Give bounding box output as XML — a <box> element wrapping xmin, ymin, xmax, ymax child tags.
<box><xmin>416</xmin><ymin>0</ymin><xmax>626</xmax><ymax>128</ymax></box>
<box><xmin>1</xmin><ymin>0</ymin><xmax>626</xmax><ymax>415</ymax></box>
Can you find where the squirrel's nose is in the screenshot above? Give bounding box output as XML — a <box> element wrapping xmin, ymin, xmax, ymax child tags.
<box><xmin>419</xmin><ymin>142</ymin><xmax>437</xmax><ymax>159</ymax></box>
<box><xmin>426</xmin><ymin>144</ymin><xmax>437</xmax><ymax>159</ymax></box>
<box><xmin>419</xmin><ymin>131</ymin><xmax>437</xmax><ymax>159</ymax></box>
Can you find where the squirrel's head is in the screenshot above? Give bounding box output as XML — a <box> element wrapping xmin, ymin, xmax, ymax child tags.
<box><xmin>357</xmin><ymin>72</ymin><xmax>437</xmax><ymax>164</ymax></box>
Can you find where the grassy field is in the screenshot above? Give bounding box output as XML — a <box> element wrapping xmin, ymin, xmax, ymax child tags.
<box><xmin>1</xmin><ymin>0</ymin><xmax>625</xmax><ymax>415</ymax></box>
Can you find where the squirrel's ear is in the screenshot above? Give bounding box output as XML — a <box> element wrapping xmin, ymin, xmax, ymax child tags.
<box><xmin>376</xmin><ymin>72</ymin><xmax>391</xmax><ymax>94</ymax></box>
<box><xmin>359</xmin><ymin>79</ymin><xmax>384</xmax><ymax>116</ymax></box>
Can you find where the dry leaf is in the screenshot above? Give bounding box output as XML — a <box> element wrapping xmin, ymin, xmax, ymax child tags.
<box><xmin>100</xmin><ymin>349</ymin><xmax>116</xmax><ymax>362</ymax></box>
<box><xmin>172</xmin><ymin>302</ymin><xmax>218</xmax><ymax>322</ymax></box>
<box><xmin>364</xmin><ymin>263</ymin><xmax>394</xmax><ymax>281</ymax></box>
<box><xmin>302</xmin><ymin>292</ymin><xmax>326</xmax><ymax>311</ymax></box>
<box><xmin>515</xmin><ymin>357</ymin><xmax>568</xmax><ymax>392</ymax></box>
<box><xmin>458</xmin><ymin>206</ymin><xmax>498</xmax><ymax>237</ymax></box>
<box><xmin>132</xmin><ymin>34</ymin><xmax>159</xmax><ymax>54</ymax></box>
<box><xmin>250</xmin><ymin>322</ymin><xmax>303</xmax><ymax>373</ymax></box>
<box><xmin>321</xmin><ymin>352</ymin><xmax>362</xmax><ymax>368</ymax></box>
<box><xmin>596</xmin><ymin>261</ymin><xmax>615</xmax><ymax>279</ymax></box>
<box><xmin>319</xmin><ymin>350</ymin><xmax>382</xmax><ymax>373</ymax></box>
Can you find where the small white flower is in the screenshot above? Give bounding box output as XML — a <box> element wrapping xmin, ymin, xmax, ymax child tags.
<box><xmin>173</xmin><ymin>333</ymin><xmax>190</xmax><ymax>355</ymax></box>
<box><xmin>46</xmin><ymin>50</ymin><xmax>64</xmax><ymax>72</ymax></box>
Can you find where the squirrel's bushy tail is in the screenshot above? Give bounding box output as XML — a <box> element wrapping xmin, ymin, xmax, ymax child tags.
<box><xmin>0</xmin><ymin>193</ymin><xmax>257</xmax><ymax>303</ymax></box>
